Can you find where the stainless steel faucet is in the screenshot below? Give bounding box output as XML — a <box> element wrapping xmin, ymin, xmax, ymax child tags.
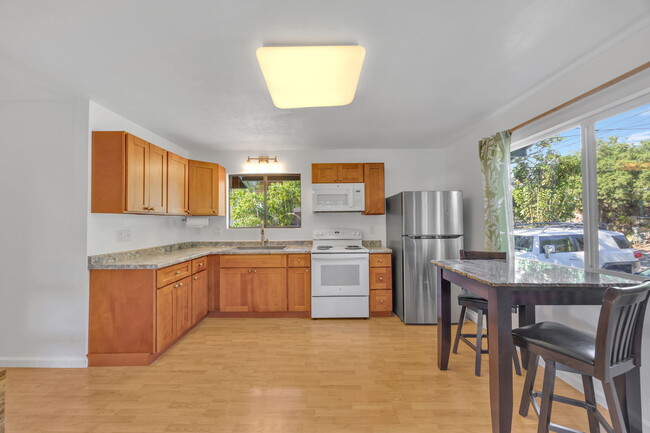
<box><xmin>260</xmin><ymin>221</ymin><xmax>268</xmax><ymax>246</ymax></box>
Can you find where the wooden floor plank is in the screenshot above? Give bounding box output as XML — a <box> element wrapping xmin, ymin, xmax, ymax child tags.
<box><xmin>5</xmin><ymin>317</ymin><xmax>604</xmax><ymax>432</ymax></box>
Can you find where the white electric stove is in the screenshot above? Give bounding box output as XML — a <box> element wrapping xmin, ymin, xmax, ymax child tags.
<box><xmin>311</xmin><ymin>229</ymin><xmax>369</xmax><ymax>318</ymax></box>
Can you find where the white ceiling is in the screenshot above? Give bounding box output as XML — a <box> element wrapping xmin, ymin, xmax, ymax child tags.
<box><xmin>1</xmin><ymin>0</ymin><xmax>648</xmax><ymax>151</ymax></box>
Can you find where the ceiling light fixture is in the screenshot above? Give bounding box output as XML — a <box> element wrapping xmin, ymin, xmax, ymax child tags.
<box><xmin>246</xmin><ymin>155</ymin><xmax>279</xmax><ymax>164</ymax></box>
<box><xmin>256</xmin><ymin>45</ymin><xmax>366</xmax><ymax>109</ymax></box>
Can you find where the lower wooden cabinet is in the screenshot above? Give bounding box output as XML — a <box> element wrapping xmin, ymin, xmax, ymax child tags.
<box><xmin>155</xmin><ymin>283</ymin><xmax>175</xmax><ymax>352</ymax></box>
<box><xmin>219</xmin><ymin>268</ymin><xmax>254</xmax><ymax>312</ymax></box>
<box><xmin>287</xmin><ymin>267</ymin><xmax>311</xmax><ymax>312</ymax></box>
<box><xmin>89</xmin><ymin>258</ymin><xmax>210</xmax><ymax>366</ymax></box>
<box><xmin>370</xmin><ymin>253</ymin><xmax>393</xmax><ymax>317</ymax></box>
<box><xmin>191</xmin><ymin>270</ymin><xmax>209</xmax><ymax>323</ymax></box>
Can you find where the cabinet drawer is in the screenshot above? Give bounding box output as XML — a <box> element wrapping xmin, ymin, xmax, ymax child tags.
<box><xmin>287</xmin><ymin>254</ymin><xmax>310</xmax><ymax>267</ymax></box>
<box><xmin>220</xmin><ymin>254</ymin><xmax>287</xmax><ymax>268</ymax></box>
<box><xmin>370</xmin><ymin>254</ymin><xmax>391</xmax><ymax>267</ymax></box>
<box><xmin>192</xmin><ymin>256</ymin><xmax>208</xmax><ymax>274</ymax></box>
<box><xmin>370</xmin><ymin>267</ymin><xmax>392</xmax><ymax>290</ymax></box>
<box><xmin>157</xmin><ymin>261</ymin><xmax>192</xmax><ymax>288</ymax></box>
<box><xmin>370</xmin><ymin>290</ymin><xmax>392</xmax><ymax>312</ymax></box>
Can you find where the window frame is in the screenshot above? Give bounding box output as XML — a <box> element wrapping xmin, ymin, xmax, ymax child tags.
<box><xmin>511</xmin><ymin>86</ymin><xmax>650</xmax><ymax>279</ymax></box>
<box><xmin>228</xmin><ymin>173</ymin><xmax>302</xmax><ymax>229</ymax></box>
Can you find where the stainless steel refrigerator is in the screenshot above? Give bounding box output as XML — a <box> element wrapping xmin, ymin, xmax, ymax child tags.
<box><xmin>386</xmin><ymin>191</ymin><xmax>464</xmax><ymax>324</ymax></box>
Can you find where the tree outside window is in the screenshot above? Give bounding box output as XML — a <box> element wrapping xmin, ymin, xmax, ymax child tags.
<box><xmin>229</xmin><ymin>174</ymin><xmax>301</xmax><ymax>228</ymax></box>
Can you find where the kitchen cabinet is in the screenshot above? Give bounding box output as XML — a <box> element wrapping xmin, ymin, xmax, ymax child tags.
<box><xmin>369</xmin><ymin>253</ymin><xmax>392</xmax><ymax>316</ymax></box>
<box><xmin>191</xmin><ymin>269</ymin><xmax>209</xmax><ymax>323</ymax></box>
<box><xmin>287</xmin><ymin>267</ymin><xmax>311</xmax><ymax>312</ymax></box>
<box><xmin>219</xmin><ymin>268</ymin><xmax>253</xmax><ymax>312</ymax></box>
<box><xmin>363</xmin><ymin>163</ymin><xmax>385</xmax><ymax>215</ymax></box>
<box><xmin>89</xmin><ymin>256</ymin><xmax>210</xmax><ymax>366</ymax></box>
<box><xmin>93</xmin><ymin>131</ymin><xmax>168</xmax><ymax>214</ymax></box>
<box><xmin>251</xmin><ymin>268</ymin><xmax>287</xmax><ymax>312</ymax></box>
<box><xmin>311</xmin><ymin>162</ymin><xmax>385</xmax><ymax>215</ymax></box>
<box><xmin>167</xmin><ymin>152</ymin><xmax>189</xmax><ymax>215</ymax></box>
<box><xmin>189</xmin><ymin>160</ymin><xmax>226</xmax><ymax>216</ymax></box>
<box><xmin>218</xmin><ymin>254</ymin><xmax>310</xmax><ymax>316</ymax></box>
<box><xmin>312</xmin><ymin>163</ymin><xmax>364</xmax><ymax>183</ymax></box>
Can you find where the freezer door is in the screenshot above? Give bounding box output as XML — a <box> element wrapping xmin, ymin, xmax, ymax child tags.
<box><xmin>402</xmin><ymin>191</ymin><xmax>463</xmax><ymax>236</ymax></box>
<box><xmin>402</xmin><ymin>236</ymin><xmax>463</xmax><ymax>324</ymax></box>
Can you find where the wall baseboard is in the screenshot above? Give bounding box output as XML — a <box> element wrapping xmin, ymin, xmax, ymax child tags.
<box><xmin>0</xmin><ymin>357</ymin><xmax>87</xmax><ymax>368</ymax></box>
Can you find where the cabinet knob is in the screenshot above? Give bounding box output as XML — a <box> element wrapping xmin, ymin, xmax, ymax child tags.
<box><xmin>179</xmin><ymin>282</ymin><xmax>183</xmax><ymax>286</ymax></box>
<box><xmin>198</xmin><ymin>263</ymin><xmax>203</xmax><ymax>266</ymax></box>
<box><xmin>378</xmin><ymin>259</ymin><xmax>383</xmax><ymax>263</ymax></box>
<box><xmin>175</xmin><ymin>270</ymin><xmax>181</xmax><ymax>274</ymax></box>
<box><xmin>305</xmin><ymin>269</ymin><xmax>309</xmax><ymax>272</ymax></box>
<box><xmin>379</xmin><ymin>277</ymin><xmax>383</xmax><ymax>281</ymax></box>
<box><xmin>194</xmin><ymin>276</ymin><xmax>198</xmax><ymax>280</ymax></box>
<box><xmin>174</xmin><ymin>284</ymin><xmax>179</xmax><ymax>288</ymax></box>
<box><xmin>297</xmin><ymin>259</ymin><xmax>301</xmax><ymax>262</ymax></box>
<box><xmin>212</xmin><ymin>210</ymin><xmax>217</xmax><ymax>214</ymax></box>
<box><xmin>379</xmin><ymin>299</ymin><xmax>384</xmax><ymax>303</ymax></box>
<box><xmin>248</xmin><ymin>269</ymin><xmax>252</xmax><ymax>273</ymax></box>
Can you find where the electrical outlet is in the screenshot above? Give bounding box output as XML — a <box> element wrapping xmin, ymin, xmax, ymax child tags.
<box><xmin>116</xmin><ymin>229</ymin><xmax>131</xmax><ymax>243</ymax></box>
<box><xmin>214</xmin><ymin>226</ymin><xmax>222</xmax><ymax>235</ymax></box>
<box><xmin>370</xmin><ymin>225</ymin><xmax>376</xmax><ymax>235</ymax></box>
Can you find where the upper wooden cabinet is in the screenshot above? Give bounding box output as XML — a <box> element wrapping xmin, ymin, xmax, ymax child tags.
<box><xmin>311</xmin><ymin>162</ymin><xmax>385</xmax><ymax>215</ymax></box>
<box><xmin>189</xmin><ymin>160</ymin><xmax>226</xmax><ymax>216</ymax></box>
<box><xmin>167</xmin><ymin>153</ymin><xmax>189</xmax><ymax>215</ymax></box>
<box><xmin>92</xmin><ymin>131</ymin><xmax>227</xmax><ymax>216</ymax></box>
<box><xmin>363</xmin><ymin>163</ymin><xmax>385</xmax><ymax>215</ymax></box>
<box><xmin>312</xmin><ymin>163</ymin><xmax>364</xmax><ymax>183</ymax></box>
<box><xmin>93</xmin><ymin>131</ymin><xmax>169</xmax><ymax>214</ymax></box>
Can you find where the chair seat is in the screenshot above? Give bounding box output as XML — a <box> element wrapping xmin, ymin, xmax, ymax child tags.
<box><xmin>512</xmin><ymin>322</ymin><xmax>596</xmax><ymax>366</ymax></box>
<box><xmin>458</xmin><ymin>288</ymin><xmax>487</xmax><ymax>302</ymax></box>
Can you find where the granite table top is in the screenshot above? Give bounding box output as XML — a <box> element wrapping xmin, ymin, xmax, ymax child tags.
<box><xmin>90</xmin><ymin>241</ymin><xmax>391</xmax><ymax>270</ymax></box>
<box><xmin>432</xmin><ymin>258</ymin><xmax>641</xmax><ymax>288</ymax></box>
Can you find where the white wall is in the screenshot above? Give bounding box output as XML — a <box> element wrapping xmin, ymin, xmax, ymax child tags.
<box><xmin>87</xmin><ymin>102</ymin><xmax>199</xmax><ymax>255</ymax></box>
<box><xmin>444</xmin><ymin>24</ymin><xmax>650</xmax><ymax>429</ymax></box>
<box><xmin>188</xmin><ymin>148</ymin><xmax>448</xmax><ymax>245</ymax></box>
<box><xmin>0</xmin><ymin>98</ymin><xmax>90</xmax><ymax>367</ymax></box>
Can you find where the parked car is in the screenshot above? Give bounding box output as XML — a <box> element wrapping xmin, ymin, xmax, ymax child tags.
<box><xmin>514</xmin><ymin>226</ymin><xmax>641</xmax><ymax>274</ymax></box>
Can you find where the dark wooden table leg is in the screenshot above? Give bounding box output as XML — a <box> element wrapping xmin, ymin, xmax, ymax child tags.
<box><xmin>517</xmin><ymin>304</ymin><xmax>536</xmax><ymax>368</ymax></box>
<box><xmin>614</xmin><ymin>366</ymin><xmax>642</xmax><ymax>433</ymax></box>
<box><xmin>488</xmin><ymin>287</ymin><xmax>513</xmax><ymax>433</ymax></box>
<box><xmin>436</xmin><ymin>266</ymin><xmax>451</xmax><ymax>370</ymax></box>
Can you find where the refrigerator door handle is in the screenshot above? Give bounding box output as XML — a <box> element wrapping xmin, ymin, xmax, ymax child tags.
<box><xmin>403</xmin><ymin>234</ymin><xmax>463</xmax><ymax>240</ymax></box>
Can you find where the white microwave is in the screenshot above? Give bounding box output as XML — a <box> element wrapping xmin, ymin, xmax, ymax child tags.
<box><xmin>312</xmin><ymin>183</ymin><xmax>365</xmax><ymax>212</ymax></box>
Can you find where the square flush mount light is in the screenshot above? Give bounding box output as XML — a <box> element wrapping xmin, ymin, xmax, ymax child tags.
<box><xmin>256</xmin><ymin>45</ymin><xmax>366</xmax><ymax>109</ymax></box>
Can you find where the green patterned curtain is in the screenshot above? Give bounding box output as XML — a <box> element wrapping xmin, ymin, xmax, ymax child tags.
<box><xmin>479</xmin><ymin>131</ymin><xmax>514</xmax><ymax>259</ymax></box>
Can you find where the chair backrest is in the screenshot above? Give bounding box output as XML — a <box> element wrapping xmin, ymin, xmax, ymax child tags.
<box><xmin>594</xmin><ymin>281</ymin><xmax>650</xmax><ymax>381</ymax></box>
<box><xmin>460</xmin><ymin>250</ymin><xmax>506</xmax><ymax>260</ymax></box>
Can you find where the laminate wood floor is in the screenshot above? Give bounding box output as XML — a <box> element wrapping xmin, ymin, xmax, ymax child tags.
<box><xmin>6</xmin><ymin>317</ymin><xmax>606</xmax><ymax>433</ymax></box>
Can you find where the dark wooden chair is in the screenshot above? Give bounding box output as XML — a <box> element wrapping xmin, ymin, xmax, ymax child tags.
<box><xmin>453</xmin><ymin>250</ymin><xmax>522</xmax><ymax>376</ymax></box>
<box><xmin>513</xmin><ymin>281</ymin><xmax>650</xmax><ymax>433</ymax></box>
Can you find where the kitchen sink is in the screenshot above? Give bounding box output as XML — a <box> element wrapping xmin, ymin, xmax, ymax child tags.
<box><xmin>233</xmin><ymin>245</ymin><xmax>288</xmax><ymax>250</ymax></box>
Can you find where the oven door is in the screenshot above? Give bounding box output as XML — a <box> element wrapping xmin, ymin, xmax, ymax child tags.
<box><xmin>311</xmin><ymin>253</ymin><xmax>369</xmax><ymax>296</ymax></box>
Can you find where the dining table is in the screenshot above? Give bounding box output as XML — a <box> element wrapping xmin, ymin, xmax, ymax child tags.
<box><xmin>432</xmin><ymin>258</ymin><xmax>643</xmax><ymax>433</ymax></box>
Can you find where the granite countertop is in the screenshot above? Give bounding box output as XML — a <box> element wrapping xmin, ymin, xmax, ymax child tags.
<box><xmin>432</xmin><ymin>258</ymin><xmax>640</xmax><ymax>287</ymax></box>
<box><xmin>90</xmin><ymin>241</ymin><xmax>391</xmax><ymax>270</ymax></box>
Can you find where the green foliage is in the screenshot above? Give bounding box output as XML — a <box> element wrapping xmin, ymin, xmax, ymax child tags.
<box><xmin>229</xmin><ymin>179</ymin><xmax>301</xmax><ymax>228</ymax></box>
<box><xmin>512</xmin><ymin>134</ymin><xmax>650</xmax><ymax>237</ymax></box>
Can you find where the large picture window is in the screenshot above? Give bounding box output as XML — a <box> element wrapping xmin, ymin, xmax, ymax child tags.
<box><xmin>229</xmin><ymin>174</ymin><xmax>301</xmax><ymax>228</ymax></box>
<box><xmin>511</xmin><ymin>98</ymin><xmax>650</xmax><ymax>277</ymax></box>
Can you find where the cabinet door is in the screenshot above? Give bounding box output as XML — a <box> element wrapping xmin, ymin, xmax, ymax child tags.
<box><xmin>287</xmin><ymin>267</ymin><xmax>311</xmax><ymax>312</ymax></box>
<box><xmin>338</xmin><ymin>163</ymin><xmax>364</xmax><ymax>183</ymax></box>
<box><xmin>189</xmin><ymin>160</ymin><xmax>222</xmax><ymax>215</ymax></box>
<box><xmin>216</xmin><ymin>164</ymin><xmax>227</xmax><ymax>216</ymax></box>
<box><xmin>312</xmin><ymin>163</ymin><xmax>339</xmax><ymax>183</ymax></box>
<box><xmin>148</xmin><ymin>143</ymin><xmax>168</xmax><ymax>213</ymax></box>
<box><xmin>219</xmin><ymin>268</ymin><xmax>253</xmax><ymax>312</ymax></box>
<box><xmin>167</xmin><ymin>153</ymin><xmax>189</xmax><ymax>215</ymax></box>
<box><xmin>125</xmin><ymin>134</ymin><xmax>149</xmax><ymax>213</ymax></box>
<box><xmin>191</xmin><ymin>270</ymin><xmax>208</xmax><ymax>323</ymax></box>
<box><xmin>363</xmin><ymin>163</ymin><xmax>385</xmax><ymax>215</ymax></box>
<box><xmin>174</xmin><ymin>277</ymin><xmax>192</xmax><ymax>336</ymax></box>
<box><xmin>156</xmin><ymin>283</ymin><xmax>175</xmax><ymax>352</ymax></box>
<box><xmin>252</xmin><ymin>268</ymin><xmax>287</xmax><ymax>312</ymax></box>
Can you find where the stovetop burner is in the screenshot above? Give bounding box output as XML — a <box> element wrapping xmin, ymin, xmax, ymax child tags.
<box><xmin>317</xmin><ymin>246</ymin><xmax>333</xmax><ymax>250</ymax></box>
<box><xmin>346</xmin><ymin>245</ymin><xmax>363</xmax><ymax>250</ymax></box>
